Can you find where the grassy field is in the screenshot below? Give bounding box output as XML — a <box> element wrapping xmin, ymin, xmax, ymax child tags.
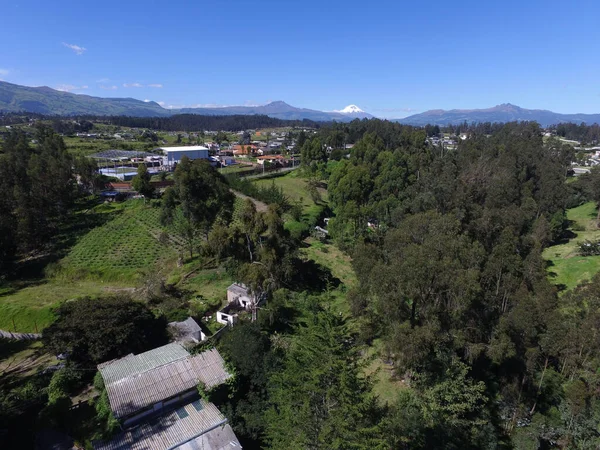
<box><xmin>218</xmin><ymin>164</ymin><xmax>255</xmax><ymax>175</ymax></box>
<box><xmin>0</xmin><ymin>280</ymin><xmax>136</xmax><ymax>332</ymax></box>
<box><xmin>0</xmin><ymin>200</ymin><xmax>183</xmax><ymax>332</ymax></box>
<box><xmin>543</xmin><ymin>201</ymin><xmax>600</xmax><ymax>291</ymax></box>
<box><xmin>253</xmin><ymin>171</ymin><xmax>328</xmax><ymax>224</ymax></box>
<box><xmin>301</xmin><ymin>238</ymin><xmax>356</xmax><ymax>288</ymax></box>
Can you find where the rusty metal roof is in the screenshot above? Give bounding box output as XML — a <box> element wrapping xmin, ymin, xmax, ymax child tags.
<box><xmin>93</xmin><ymin>400</ymin><xmax>242</xmax><ymax>450</ymax></box>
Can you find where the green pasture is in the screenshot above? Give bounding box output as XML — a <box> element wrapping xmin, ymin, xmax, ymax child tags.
<box><xmin>543</xmin><ymin>201</ymin><xmax>600</xmax><ymax>291</ymax></box>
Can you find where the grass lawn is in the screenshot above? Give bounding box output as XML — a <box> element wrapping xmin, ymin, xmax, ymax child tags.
<box><xmin>0</xmin><ymin>199</ymin><xmax>182</xmax><ymax>333</ymax></box>
<box><xmin>179</xmin><ymin>267</ymin><xmax>233</xmax><ymax>305</ymax></box>
<box><xmin>0</xmin><ymin>280</ymin><xmax>136</xmax><ymax>332</ymax></box>
<box><xmin>218</xmin><ymin>164</ymin><xmax>255</xmax><ymax>175</ymax></box>
<box><xmin>253</xmin><ymin>171</ymin><xmax>328</xmax><ymax>224</ymax></box>
<box><xmin>363</xmin><ymin>340</ymin><xmax>407</xmax><ymax>404</ymax></box>
<box><xmin>301</xmin><ymin>238</ymin><xmax>356</xmax><ymax>288</ymax></box>
<box><xmin>543</xmin><ymin>201</ymin><xmax>600</xmax><ymax>291</ymax></box>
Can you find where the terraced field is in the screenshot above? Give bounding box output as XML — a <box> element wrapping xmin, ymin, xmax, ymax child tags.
<box><xmin>63</xmin><ymin>201</ymin><xmax>183</xmax><ymax>278</ymax></box>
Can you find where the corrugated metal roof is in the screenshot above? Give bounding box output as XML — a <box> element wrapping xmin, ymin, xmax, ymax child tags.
<box><xmin>93</xmin><ymin>400</ymin><xmax>242</xmax><ymax>450</ymax></box>
<box><xmin>159</xmin><ymin>146</ymin><xmax>209</xmax><ymax>153</ymax></box>
<box><xmin>169</xmin><ymin>317</ymin><xmax>202</xmax><ymax>343</ymax></box>
<box><xmin>192</xmin><ymin>349</ymin><xmax>231</xmax><ymax>388</ymax></box>
<box><xmin>99</xmin><ymin>343</ymin><xmax>190</xmax><ymax>386</ymax></box>
<box><xmin>101</xmin><ymin>347</ymin><xmax>231</xmax><ymax>419</ymax></box>
<box><xmin>226</xmin><ymin>283</ymin><xmax>249</xmax><ymax>298</ymax></box>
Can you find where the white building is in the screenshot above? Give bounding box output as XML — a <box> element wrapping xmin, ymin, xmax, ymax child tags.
<box><xmin>159</xmin><ymin>145</ymin><xmax>210</xmax><ymax>169</ymax></box>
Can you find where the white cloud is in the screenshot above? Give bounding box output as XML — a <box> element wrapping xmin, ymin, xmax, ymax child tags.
<box><xmin>143</xmin><ymin>99</ymin><xmax>151</xmax><ymax>102</ymax></box>
<box><xmin>99</xmin><ymin>85</ymin><xmax>118</xmax><ymax>90</ymax></box>
<box><xmin>55</xmin><ymin>84</ymin><xmax>88</xmax><ymax>92</ymax></box>
<box><xmin>123</xmin><ymin>82</ymin><xmax>143</xmax><ymax>88</ymax></box>
<box><xmin>0</xmin><ymin>68</ymin><xmax>9</xmax><ymax>76</ymax></box>
<box><xmin>157</xmin><ymin>101</ymin><xmax>165</xmax><ymax>106</ymax></box>
<box><xmin>147</xmin><ymin>83</ymin><xmax>163</xmax><ymax>88</ymax></box>
<box><xmin>62</xmin><ymin>42</ymin><xmax>87</xmax><ymax>55</ymax></box>
<box><xmin>96</xmin><ymin>77</ymin><xmax>110</xmax><ymax>83</ymax></box>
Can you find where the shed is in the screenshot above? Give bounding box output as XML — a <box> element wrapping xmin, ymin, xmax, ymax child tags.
<box><xmin>169</xmin><ymin>317</ymin><xmax>206</xmax><ymax>344</ymax></box>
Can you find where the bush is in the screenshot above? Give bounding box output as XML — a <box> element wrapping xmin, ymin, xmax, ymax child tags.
<box><xmin>579</xmin><ymin>239</ymin><xmax>600</xmax><ymax>256</ymax></box>
<box><xmin>285</xmin><ymin>220</ymin><xmax>309</xmax><ymax>241</ymax></box>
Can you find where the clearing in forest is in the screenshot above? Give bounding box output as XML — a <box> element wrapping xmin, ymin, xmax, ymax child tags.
<box><xmin>252</xmin><ymin>171</ymin><xmax>328</xmax><ymax>222</ymax></box>
<box><xmin>543</xmin><ymin>201</ymin><xmax>600</xmax><ymax>291</ymax></box>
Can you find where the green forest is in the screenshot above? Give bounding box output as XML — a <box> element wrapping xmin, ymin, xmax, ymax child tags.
<box><xmin>1</xmin><ymin>120</ymin><xmax>600</xmax><ymax>449</ymax></box>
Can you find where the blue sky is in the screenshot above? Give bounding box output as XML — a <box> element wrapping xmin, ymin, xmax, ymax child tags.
<box><xmin>1</xmin><ymin>0</ymin><xmax>599</xmax><ymax>118</ymax></box>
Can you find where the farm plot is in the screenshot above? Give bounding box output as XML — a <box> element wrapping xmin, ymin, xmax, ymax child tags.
<box><xmin>63</xmin><ymin>201</ymin><xmax>180</xmax><ymax>278</ymax></box>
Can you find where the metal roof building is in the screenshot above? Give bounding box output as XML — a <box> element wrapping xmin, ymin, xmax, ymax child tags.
<box><xmin>89</xmin><ymin>149</ymin><xmax>156</xmax><ymax>160</ymax></box>
<box><xmin>93</xmin><ymin>399</ymin><xmax>242</xmax><ymax>450</ymax></box>
<box><xmin>158</xmin><ymin>146</ymin><xmax>209</xmax><ymax>168</ymax></box>
<box><xmin>169</xmin><ymin>317</ymin><xmax>206</xmax><ymax>345</ymax></box>
<box><xmin>98</xmin><ymin>344</ymin><xmax>231</xmax><ymax>420</ymax></box>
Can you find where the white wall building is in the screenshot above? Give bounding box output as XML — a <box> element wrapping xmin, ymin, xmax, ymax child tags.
<box><xmin>159</xmin><ymin>146</ymin><xmax>210</xmax><ymax>169</ymax></box>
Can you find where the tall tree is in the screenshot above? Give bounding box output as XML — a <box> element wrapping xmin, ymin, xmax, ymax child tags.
<box><xmin>160</xmin><ymin>156</ymin><xmax>234</xmax><ymax>257</ymax></box>
<box><xmin>131</xmin><ymin>163</ymin><xmax>155</xmax><ymax>200</ymax></box>
<box><xmin>264</xmin><ymin>308</ymin><xmax>385</xmax><ymax>449</ymax></box>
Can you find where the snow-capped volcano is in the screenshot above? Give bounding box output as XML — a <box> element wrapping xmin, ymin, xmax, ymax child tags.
<box><xmin>333</xmin><ymin>105</ymin><xmax>374</xmax><ymax>119</ymax></box>
<box><xmin>338</xmin><ymin>104</ymin><xmax>364</xmax><ymax>113</ymax></box>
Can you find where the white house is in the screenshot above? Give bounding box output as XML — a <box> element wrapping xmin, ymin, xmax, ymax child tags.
<box><xmin>217</xmin><ymin>283</ymin><xmax>265</xmax><ymax>326</ymax></box>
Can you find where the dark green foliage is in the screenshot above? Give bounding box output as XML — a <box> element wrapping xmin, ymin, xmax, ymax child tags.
<box><xmin>161</xmin><ymin>156</ymin><xmax>234</xmax><ymax>257</ymax></box>
<box><xmin>42</xmin><ymin>295</ymin><xmax>168</xmax><ymax>367</ymax></box>
<box><xmin>0</xmin><ymin>126</ymin><xmax>77</xmax><ymax>266</ymax></box>
<box><xmin>340</xmin><ymin>121</ymin><xmax>600</xmax><ymax>447</ymax></box>
<box><xmin>226</xmin><ymin>175</ymin><xmax>290</xmax><ymax>210</ymax></box>
<box><xmin>578</xmin><ymin>239</ymin><xmax>600</xmax><ymax>256</ymax></box>
<box><xmin>131</xmin><ymin>163</ymin><xmax>155</xmax><ymax>199</ymax></box>
<box><xmin>300</xmin><ymin>137</ymin><xmax>327</xmax><ymax>167</ymax></box>
<box><xmin>264</xmin><ymin>307</ymin><xmax>385</xmax><ymax>449</ymax></box>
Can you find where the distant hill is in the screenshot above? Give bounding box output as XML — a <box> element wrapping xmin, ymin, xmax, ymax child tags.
<box><xmin>0</xmin><ymin>81</ymin><xmax>368</xmax><ymax>122</ymax></box>
<box><xmin>397</xmin><ymin>103</ymin><xmax>600</xmax><ymax>127</ymax></box>
<box><xmin>178</xmin><ymin>101</ymin><xmax>361</xmax><ymax>121</ymax></box>
<box><xmin>0</xmin><ymin>81</ymin><xmax>169</xmax><ymax>117</ymax></box>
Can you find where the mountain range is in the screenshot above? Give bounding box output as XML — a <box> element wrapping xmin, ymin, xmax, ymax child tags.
<box><xmin>0</xmin><ymin>81</ymin><xmax>372</xmax><ymax>122</ymax></box>
<box><xmin>398</xmin><ymin>103</ymin><xmax>600</xmax><ymax>127</ymax></box>
<box><xmin>1</xmin><ymin>81</ymin><xmax>599</xmax><ymax>126</ymax></box>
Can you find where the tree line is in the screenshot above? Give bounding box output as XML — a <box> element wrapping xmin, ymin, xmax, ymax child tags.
<box><xmin>0</xmin><ymin>126</ymin><xmax>101</xmax><ymax>269</ymax></box>
<box><xmin>320</xmin><ymin>121</ymin><xmax>599</xmax><ymax>448</ymax></box>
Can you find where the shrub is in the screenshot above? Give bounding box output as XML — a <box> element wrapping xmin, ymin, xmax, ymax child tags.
<box><xmin>285</xmin><ymin>220</ymin><xmax>309</xmax><ymax>241</ymax></box>
<box><xmin>579</xmin><ymin>239</ymin><xmax>600</xmax><ymax>256</ymax></box>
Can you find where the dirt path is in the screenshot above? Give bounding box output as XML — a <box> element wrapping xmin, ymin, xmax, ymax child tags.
<box><xmin>232</xmin><ymin>190</ymin><xmax>268</xmax><ymax>212</ymax></box>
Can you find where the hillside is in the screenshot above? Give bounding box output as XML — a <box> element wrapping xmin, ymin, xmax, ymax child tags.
<box><xmin>398</xmin><ymin>103</ymin><xmax>600</xmax><ymax>126</ymax></box>
<box><xmin>0</xmin><ymin>81</ymin><xmax>169</xmax><ymax>116</ymax></box>
<box><xmin>0</xmin><ymin>81</ymin><xmax>367</xmax><ymax>121</ymax></box>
